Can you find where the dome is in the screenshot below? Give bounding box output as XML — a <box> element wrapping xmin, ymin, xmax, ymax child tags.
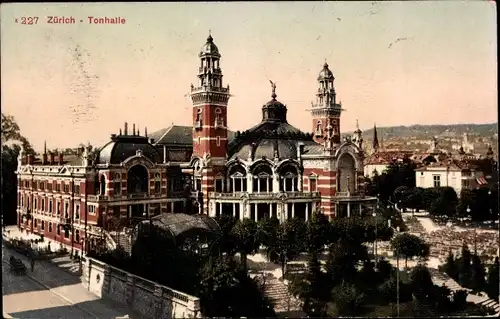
<box><xmin>96</xmin><ymin>135</ymin><xmax>162</xmax><ymax>165</ymax></box>
<box><xmin>262</xmin><ymin>98</ymin><xmax>287</xmax><ymax>122</ymax></box>
<box><xmin>199</xmin><ymin>34</ymin><xmax>221</xmax><ymax>57</ymax></box>
<box><xmin>318</xmin><ymin>62</ymin><xmax>334</xmax><ymax>80</ymax></box>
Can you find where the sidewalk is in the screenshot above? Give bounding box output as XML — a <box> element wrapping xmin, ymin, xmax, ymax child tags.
<box><xmin>3</xmin><ymin>227</ymin><xmax>141</xmax><ymax>319</ymax></box>
<box><xmin>4</xmin><ymin>225</ymin><xmax>82</xmax><ymax>276</ymax></box>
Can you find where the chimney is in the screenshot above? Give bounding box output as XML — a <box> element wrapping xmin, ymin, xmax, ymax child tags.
<box><xmin>145</xmin><ymin>127</ymin><xmax>148</xmax><ymax>137</ymax></box>
<box><xmin>58</xmin><ymin>153</ymin><xmax>64</xmax><ymax>165</ymax></box>
<box><xmin>133</xmin><ymin>123</ymin><xmax>136</xmax><ymax>136</ymax></box>
<box><xmin>124</xmin><ymin>122</ymin><xmax>128</xmax><ymax>135</ymax></box>
<box><xmin>119</xmin><ymin>128</ymin><xmax>122</xmax><ymax>135</ymax></box>
<box><xmin>49</xmin><ymin>152</ymin><xmax>55</xmax><ymax>165</ymax></box>
<box><xmin>137</xmin><ymin>125</ymin><xmax>140</xmax><ymax>136</ymax></box>
<box><xmin>297</xmin><ymin>142</ymin><xmax>305</xmax><ymax>159</ymax></box>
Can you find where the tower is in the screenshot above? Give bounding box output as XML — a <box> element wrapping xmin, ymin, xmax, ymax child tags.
<box><xmin>311</xmin><ymin>62</ymin><xmax>343</xmax><ymax>145</ymax></box>
<box><xmin>190</xmin><ymin>33</ymin><xmax>230</xmax><ymax>215</ymax></box>
<box><xmin>372</xmin><ymin>123</ymin><xmax>379</xmax><ymax>154</ymax></box>
<box><xmin>191</xmin><ymin>32</ymin><xmax>230</xmax><ymax>160</ymax></box>
<box><xmin>352</xmin><ymin>119</ymin><xmax>363</xmax><ymax>149</ymax></box>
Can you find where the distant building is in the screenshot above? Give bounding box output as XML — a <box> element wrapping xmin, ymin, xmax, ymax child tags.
<box><xmin>415</xmin><ymin>159</ymin><xmax>487</xmax><ymax>195</ymax></box>
<box><xmin>363</xmin><ymin>151</ymin><xmax>413</xmax><ymax>178</ymax></box>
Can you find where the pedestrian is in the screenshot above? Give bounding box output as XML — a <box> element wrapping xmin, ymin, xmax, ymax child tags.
<box><xmin>30</xmin><ymin>258</ymin><xmax>35</xmax><ymax>272</ymax></box>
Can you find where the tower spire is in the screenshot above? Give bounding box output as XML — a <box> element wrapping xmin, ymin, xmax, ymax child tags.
<box><xmin>372</xmin><ymin>123</ymin><xmax>379</xmax><ymax>153</ymax></box>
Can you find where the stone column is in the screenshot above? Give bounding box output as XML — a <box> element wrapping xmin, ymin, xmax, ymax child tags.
<box><xmin>273</xmin><ymin>175</ymin><xmax>280</xmax><ymax>193</ymax></box>
<box><xmin>247</xmin><ymin>174</ymin><xmax>253</xmax><ymax>193</ymax></box>
<box><xmin>347</xmin><ymin>203</ymin><xmax>351</xmax><ymax>218</ymax></box>
<box><xmin>270</xmin><ymin>204</ymin><xmax>274</xmax><ymax>219</ymax></box>
<box><xmin>276</xmin><ymin>202</ymin><xmax>283</xmax><ymax>222</ymax></box>
<box><xmin>284</xmin><ymin>202</ymin><xmax>289</xmax><ymax>221</ymax></box>
<box><xmin>359</xmin><ymin>203</ymin><xmax>362</xmax><ymax>216</ymax></box>
<box><xmin>291</xmin><ymin>203</ymin><xmax>295</xmax><ymax>218</ymax></box>
<box><xmin>232</xmin><ymin>203</ymin><xmax>236</xmax><ymax>218</ymax></box>
<box><xmin>245</xmin><ymin>201</ymin><xmax>251</xmax><ymax>219</ymax></box>
<box><xmin>305</xmin><ymin>203</ymin><xmax>309</xmax><ymax>222</ymax></box>
<box><xmin>254</xmin><ymin>204</ymin><xmax>258</xmax><ymax>222</ymax></box>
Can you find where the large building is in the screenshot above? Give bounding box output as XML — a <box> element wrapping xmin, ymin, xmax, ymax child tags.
<box><xmin>15</xmin><ymin>34</ymin><xmax>376</xmax><ymax>252</ymax></box>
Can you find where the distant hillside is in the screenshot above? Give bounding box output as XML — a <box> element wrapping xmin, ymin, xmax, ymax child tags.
<box><xmin>344</xmin><ymin>123</ymin><xmax>498</xmax><ymax>139</ymax></box>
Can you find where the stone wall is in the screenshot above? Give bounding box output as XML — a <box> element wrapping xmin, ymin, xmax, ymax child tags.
<box><xmin>81</xmin><ymin>257</ymin><xmax>201</xmax><ymax>318</ymax></box>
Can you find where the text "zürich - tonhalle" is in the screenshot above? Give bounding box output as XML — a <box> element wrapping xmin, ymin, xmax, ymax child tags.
<box><xmin>47</xmin><ymin>16</ymin><xmax>127</xmax><ymax>24</ymax></box>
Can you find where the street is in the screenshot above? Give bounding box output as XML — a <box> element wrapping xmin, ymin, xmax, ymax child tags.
<box><xmin>2</xmin><ymin>241</ymin><xmax>139</xmax><ymax>319</ymax></box>
<box><xmin>3</xmin><ymin>250</ymin><xmax>93</xmax><ymax>319</ymax></box>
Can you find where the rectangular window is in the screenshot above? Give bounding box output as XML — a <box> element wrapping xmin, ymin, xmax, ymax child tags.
<box><xmin>75</xmin><ymin>205</ymin><xmax>80</xmax><ymax>220</ymax></box>
<box><xmin>47</xmin><ymin>183</ymin><xmax>52</xmax><ymax>191</ymax></box>
<box><xmin>41</xmin><ymin>221</ymin><xmax>45</xmax><ymax>230</ymax></box>
<box><xmin>215</xmin><ymin>179</ymin><xmax>223</xmax><ymax>192</ymax></box>
<box><xmin>309</xmin><ymin>177</ymin><xmax>317</xmax><ymax>192</ymax></box>
<box><xmin>57</xmin><ymin>202</ymin><xmax>61</xmax><ymax>216</ymax></box>
<box><xmin>49</xmin><ymin>200</ymin><xmax>53</xmax><ymax>213</ymax></box>
<box><xmin>155</xmin><ymin>181</ymin><xmax>161</xmax><ymax>194</ymax></box>
<box><xmin>49</xmin><ymin>222</ymin><xmax>52</xmax><ymax>233</ymax></box>
<box><xmin>75</xmin><ymin>185</ymin><xmax>80</xmax><ymax>194</ymax></box>
<box><xmin>65</xmin><ymin>202</ymin><xmax>69</xmax><ymax>215</ymax></box>
<box><xmin>64</xmin><ymin>228</ymin><xmax>69</xmax><ymax>238</ymax></box>
<box><xmin>64</xmin><ymin>184</ymin><xmax>70</xmax><ymax>193</ymax></box>
<box><xmin>88</xmin><ymin>205</ymin><xmax>96</xmax><ymax>215</ymax></box>
<box><xmin>41</xmin><ymin>199</ymin><xmax>45</xmax><ymax>211</ymax></box>
<box><xmin>57</xmin><ymin>225</ymin><xmax>61</xmax><ymax>235</ymax></box>
<box><xmin>34</xmin><ymin>198</ymin><xmax>38</xmax><ymax>210</ymax></box>
<box><xmin>216</xmin><ymin>136</ymin><xmax>221</xmax><ymax>147</ymax></box>
<box><xmin>34</xmin><ymin>218</ymin><xmax>38</xmax><ymax>228</ymax></box>
<box><xmin>433</xmin><ymin>175</ymin><xmax>441</xmax><ymax>188</ymax></box>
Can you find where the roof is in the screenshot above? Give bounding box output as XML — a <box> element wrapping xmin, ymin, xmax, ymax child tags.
<box><xmin>144</xmin><ymin>213</ymin><xmax>221</xmax><ymax>238</ymax></box>
<box><xmin>96</xmin><ymin>134</ymin><xmax>161</xmax><ymax>165</ymax></box>
<box><xmin>150</xmin><ymin>125</ymin><xmax>236</xmax><ymax>146</ymax></box>
<box><xmin>364</xmin><ymin>151</ymin><xmax>413</xmax><ymax>165</ymax></box>
<box><xmin>415</xmin><ymin>159</ymin><xmax>479</xmax><ymax>172</ymax></box>
<box><xmin>318</xmin><ymin>62</ymin><xmax>334</xmax><ymax>80</ymax></box>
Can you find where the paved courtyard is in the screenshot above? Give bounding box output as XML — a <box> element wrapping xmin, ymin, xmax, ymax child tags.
<box><xmin>2</xmin><ymin>239</ymin><xmax>140</xmax><ymax>319</ymax></box>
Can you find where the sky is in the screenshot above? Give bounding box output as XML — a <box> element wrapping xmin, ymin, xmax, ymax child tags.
<box><xmin>1</xmin><ymin>1</ymin><xmax>497</xmax><ymax>152</ymax></box>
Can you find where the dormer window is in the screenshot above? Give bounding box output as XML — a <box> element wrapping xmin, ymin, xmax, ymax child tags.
<box><xmin>195</xmin><ymin>109</ymin><xmax>203</xmax><ymax>130</ymax></box>
<box><xmin>315</xmin><ymin>121</ymin><xmax>322</xmax><ymax>137</ymax></box>
<box><xmin>214</xmin><ymin>108</ymin><xmax>223</xmax><ymax>127</ymax></box>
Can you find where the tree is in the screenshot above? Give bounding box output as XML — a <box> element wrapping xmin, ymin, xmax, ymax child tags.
<box><xmin>199</xmin><ymin>256</ymin><xmax>275</xmax><ymax>318</ymax></box>
<box><xmin>267</xmin><ymin>218</ymin><xmax>306</xmax><ymax>277</ymax></box>
<box><xmin>391</xmin><ymin>233</ymin><xmax>430</xmax><ymax>269</ymax></box>
<box><xmin>1</xmin><ymin>113</ymin><xmax>35</xmax><ymax>225</ymax></box>
<box><xmin>458</xmin><ymin>243</ymin><xmax>472</xmax><ymax>286</ymax></box>
<box><xmin>329</xmin><ymin>282</ymin><xmax>365</xmax><ymax>316</ymax></box>
<box><xmin>230</xmin><ymin>218</ymin><xmax>261</xmax><ymax>272</ymax></box>
<box><xmin>452</xmin><ymin>289</ymin><xmax>468</xmax><ymax>311</ymax></box>
<box><xmin>257</xmin><ymin>217</ymin><xmax>280</xmax><ymax>249</ymax></box>
<box><xmin>409</xmin><ymin>265</ymin><xmax>434</xmax><ymax>301</ymax></box>
<box><xmin>470</xmin><ymin>254</ymin><xmax>486</xmax><ymax>292</ymax></box>
<box><xmin>301</xmin><ymin>251</ymin><xmax>328</xmax><ymax>317</ymax></box>
<box><xmin>441</xmin><ymin>251</ymin><xmax>459</xmax><ymax>280</ymax></box>
<box><xmin>305</xmin><ymin>212</ymin><xmax>331</xmax><ymax>253</ymax></box>
<box><xmin>214</xmin><ymin>215</ymin><xmax>238</xmax><ymax>256</ymax></box>
<box><xmin>486</xmin><ymin>257</ymin><xmax>499</xmax><ymax>300</ymax></box>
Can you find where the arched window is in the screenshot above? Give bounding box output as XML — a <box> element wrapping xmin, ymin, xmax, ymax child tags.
<box><xmin>338</xmin><ymin>154</ymin><xmax>356</xmax><ymax>193</ymax></box>
<box><xmin>127</xmin><ymin>165</ymin><xmax>149</xmax><ymax>194</ymax></box>
<box><xmin>195</xmin><ymin>109</ymin><xmax>203</xmax><ymax>130</ymax></box>
<box><xmin>252</xmin><ymin>163</ymin><xmax>273</xmax><ymax>193</ymax></box>
<box><xmin>215</xmin><ymin>108</ymin><xmax>223</xmax><ymax>127</ymax></box>
<box><xmin>315</xmin><ymin>120</ymin><xmax>322</xmax><ymax>136</ymax></box>
<box><xmin>75</xmin><ymin>230</ymin><xmax>80</xmax><ymax>243</ymax></box>
<box><xmin>99</xmin><ymin>175</ymin><xmax>106</xmax><ymax>195</ymax></box>
<box><xmin>113</xmin><ymin>173</ymin><xmax>122</xmax><ymax>195</ymax></box>
<box><xmin>229</xmin><ymin>165</ymin><xmax>247</xmax><ymax>192</ymax></box>
<box><xmin>280</xmin><ymin>164</ymin><xmax>299</xmax><ymax>192</ymax></box>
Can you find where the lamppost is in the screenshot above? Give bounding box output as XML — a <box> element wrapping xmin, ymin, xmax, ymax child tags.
<box><xmin>372</xmin><ymin>211</ymin><xmax>378</xmax><ymax>268</ymax></box>
<box><xmin>395</xmin><ymin>225</ymin><xmax>401</xmax><ymax>318</ymax></box>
